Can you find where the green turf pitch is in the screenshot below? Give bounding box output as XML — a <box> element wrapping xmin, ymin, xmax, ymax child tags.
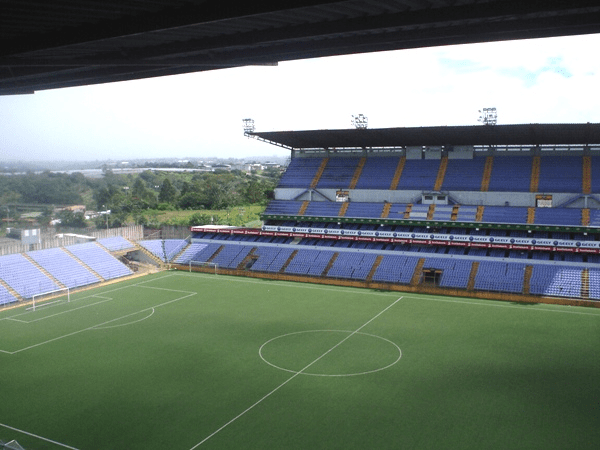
<box><xmin>1</xmin><ymin>272</ymin><xmax>599</xmax><ymax>449</ymax></box>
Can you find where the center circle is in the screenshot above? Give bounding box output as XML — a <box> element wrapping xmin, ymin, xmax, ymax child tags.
<box><xmin>259</xmin><ymin>330</ymin><xmax>402</xmax><ymax>377</ymax></box>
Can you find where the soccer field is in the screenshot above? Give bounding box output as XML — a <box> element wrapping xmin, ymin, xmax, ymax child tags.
<box><xmin>1</xmin><ymin>272</ymin><xmax>599</xmax><ymax>450</ymax></box>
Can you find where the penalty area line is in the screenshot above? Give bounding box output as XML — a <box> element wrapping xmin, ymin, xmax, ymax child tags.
<box><xmin>0</xmin><ymin>422</ymin><xmax>79</xmax><ymax>450</ymax></box>
<box><xmin>8</xmin><ymin>291</ymin><xmax>197</xmax><ymax>355</ymax></box>
<box><xmin>189</xmin><ymin>296</ymin><xmax>402</xmax><ymax>449</ymax></box>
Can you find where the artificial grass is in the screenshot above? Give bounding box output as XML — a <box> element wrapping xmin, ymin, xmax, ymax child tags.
<box><xmin>1</xmin><ymin>272</ymin><xmax>599</xmax><ymax>449</ymax></box>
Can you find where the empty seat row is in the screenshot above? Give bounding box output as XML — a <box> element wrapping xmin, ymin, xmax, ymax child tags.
<box><xmin>266</xmin><ymin>200</ymin><xmax>588</xmax><ymax>228</ymax></box>
<box><xmin>0</xmin><ymin>253</ymin><xmax>60</xmax><ymax>298</ymax></box>
<box><xmin>184</xmin><ymin>238</ymin><xmax>600</xmax><ymax>300</ymax></box>
<box><xmin>139</xmin><ymin>239</ymin><xmax>187</xmax><ymax>262</ymax></box>
<box><xmin>279</xmin><ymin>154</ymin><xmax>597</xmax><ymax>193</ymax></box>
<box><xmin>28</xmin><ymin>247</ymin><xmax>100</xmax><ymax>289</ymax></box>
<box><xmin>66</xmin><ymin>243</ymin><xmax>132</xmax><ymax>281</ymax></box>
<box><xmin>98</xmin><ymin>236</ymin><xmax>136</xmax><ymax>252</ymax></box>
<box><xmin>0</xmin><ymin>242</ymin><xmax>132</xmax><ymax>299</ymax></box>
<box><xmin>0</xmin><ymin>284</ymin><xmax>18</xmax><ymax>307</ymax></box>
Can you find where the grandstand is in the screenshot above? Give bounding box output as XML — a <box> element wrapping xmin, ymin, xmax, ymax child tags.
<box><xmin>180</xmin><ymin>123</ymin><xmax>600</xmax><ymax>307</ymax></box>
<box><xmin>2</xmin><ymin>124</ymin><xmax>600</xmax><ymax>309</ymax></box>
<box><xmin>0</xmin><ymin>237</ymin><xmax>138</xmax><ymax>308</ymax></box>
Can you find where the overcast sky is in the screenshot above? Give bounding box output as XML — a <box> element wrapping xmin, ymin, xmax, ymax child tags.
<box><xmin>1</xmin><ymin>33</ymin><xmax>599</xmax><ymax>162</ymax></box>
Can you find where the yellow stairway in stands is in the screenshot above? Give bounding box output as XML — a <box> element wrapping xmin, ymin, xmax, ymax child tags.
<box><xmin>206</xmin><ymin>246</ymin><xmax>224</xmax><ymax>263</ymax></box>
<box><xmin>433</xmin><ymin>156</ymin><xmax>448</xmax><ymax>191</ymax></box>
<box><xmin>530</xmin><ymin>156</ymin><xmax>540</xmax><ymax>192</ymax></box>
<box><xmin>172</xmin><ymin>242</ymin><xmax>191</xmax><ymax>263</ymax></box>
<box><xmin>481</xmin><ymin>156</ymin><xmax>494</xmax><ymax>192</ymax></box>
<box><xmin>523</xmin><ymin>265</ymin><xmax>533</xmax><ymax>294</ymax></box>
<box><xmin>23</xmin><ymin>253</ymin><xmax>67</xmax><ymax>289</ymax></box>
<box><xmin>410</xmin><ymin>258</ymin><xmax>426</xmax><ymax>285</ymax></box>
<box><xmin>381</xmin><ymin>202</ymin><xmax>392</xmax><ymax>218</ymax></box>
<box><xmin>451</xmin><ymin>204</ymin><xmax>460</xmax><ymax>221</ymax></box>
<box><xmin>349</xmin><ymin>157</ymin><xmax>366</xmax><ymax>189</ymax></box>
<box><xmin>322</xmin><ymin>252</ymin><xmax>339</xmax><ymax>276</ymax></box>
<box><xmin>581</xmin><ymin>269</ymin><xmax>590</xmax><ymax>299</ymax></box>
<box><xmin>467</xmin><ymin>261</ymin><xmax>479</xmax><ymax>291</ymax></box>
<box><xmin>582</xmin><ymin>208</ymin><xmax>590</xmax><ymax>226</ymax></box>
<box><xmin>427</xmin><ymin>204</ymin><xmax>435</xmax><ymax>220</ymax></box>
<box><xmin>310</xmin><ymin>157</ymin><xmax>329</xmax><ymax>189</ymax></box>
<box><xmin>527</xmin><ymin>207</ymin><xmax>536</xmax><ymax>224</ymax></box>
<box><xmin>366</xmin><ymin>255</ymin><xmax>384</xmax><ymax>282</ymax></box>
<box><xmin>298</xmin><ymin>200</ymin><xmax>310</xmax><ymax>215</ymax></box>
<box><xmin>338</xmin><ymin>202</ymin><xmax>349</xmax><ymax>217</ymax></box>
<box><xmin>475</xmin><ymin>206</ymin><xmax>485</xmax><ymax>222</ymax></box>
<box><xmin>279</xmin><ymin>250</ymin><xmax>298</xmax><ymax>273</ymax></box>
<box><xmin>0</xmin><ymin>279</ymin><xmax>21</xmax><ymax>301</ymax></box>
<box><xmin>389</xmin><ymin>156</ymin><xmax>406</xmax><ymax>190</ymax></box>
<box><xmin>62</xmin><ymin>247</ymin><xmax>106</xmax><ymax>281</ymax></box>
<box><xmin>583</xmin><ymin>156</ymin><xmax>592</xmax><ymax>194</ymax></box>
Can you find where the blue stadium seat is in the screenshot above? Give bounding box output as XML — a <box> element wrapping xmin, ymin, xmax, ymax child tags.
<box><xmin>28</xmin><ymin>248</ymin><xmax>100</xmax><ymax>289</ymax></box>
<box><xmin>0</xmin><ymin>253</ymin><xmax>60</xmax><ymax>298</ymax></box>
<box><xmin>66</xmin><ymin>243</ymin><xmax>132</xmax><ymax>281</ymax></box>
<box><xmin>442</xmin><ymin>157</ymin><xmax>486</xmax><ymax>191</ymax></box>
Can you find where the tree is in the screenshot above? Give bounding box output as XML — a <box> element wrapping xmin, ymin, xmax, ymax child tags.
<box><xmin>57</xmin><ymin>209</ymin><xmax>87</xmax><ymax>228</ymax></box>
<box><xmin>178</xmin><ymin>192</ymin><xmax>205</xmax><ymax>209</ymax></box>
<box><xmin>243</xmin><ymin>180</ymin><xmax>267</xmax><ymax>204</ymax></box>
<box><xmin>180</xmin><ymin>181</ymin><xmax>191</xmax><ymax>197</ymax></box>
<box><xmin>187</xmin><ymin>212</ymin><xmax>215</xmax><ymax>226</ymax></box>
<box><xmin>38</xmin><ymin>206</ymin><xmax>54</xmax><ymax>226</ymax></box>
<box><xmin>131</xmin><ymin>178</ymin><xmax>157</xmax><ymax>208</ymax></box>
<box><xmin>158</xmin><ymin>178</ymin><xmax>177</xmax><ymax>203</ymax></box>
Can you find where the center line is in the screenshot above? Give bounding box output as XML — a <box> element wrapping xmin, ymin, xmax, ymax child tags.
<box><xmin>189</xmin><ymin>296</ymin><xmax>402</xmax><ymax>449</ymax></box>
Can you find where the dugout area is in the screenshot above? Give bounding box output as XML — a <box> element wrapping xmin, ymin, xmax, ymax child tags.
<box><xmin>1</xmin><ymin>271</ymin><xmax>599</xmax><ymax>449</ymax></box>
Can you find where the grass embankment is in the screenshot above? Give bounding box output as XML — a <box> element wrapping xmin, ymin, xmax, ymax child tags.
<box><xmin>140</xmin><ymin>204</ymin><xmax>266</xmax><ymax>227</ymax></box>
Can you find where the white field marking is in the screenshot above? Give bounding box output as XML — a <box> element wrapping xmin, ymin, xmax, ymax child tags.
<box><xmin>259</xmin><ymin>329</ymin><xmax>402</xmax><ymax>376</ymax></box>
<box><xmin>3</xmin><ymin>291</ymin><xmax>197</xmax><ymax>355</ymax></box>
<box><xmin>188</xmin><ymin>296</ymin><xmax>403</xmax><ymax>449</ymax></box>
<box><xmin>0</xmin><ymin>272</ymin><xmax>185</xmax><ymax>322</ymax></box>
<box><xmin>137</xmin><ymin>284</ymin><xmax>200</xmax><ymax>294</ymax></box>
<box><xmin>0</xmin><ymin>422</ymin><xmax>80</xmax><ymax>450</ymax></box>
<box><xmin>5</xmin><ymin>317</ymin><xmax>28</xmax><ymax>323</ymax></box>
<box><xmin>176</xmin><ymin>271</ymin><xmax>600</xmax><ymax>317</ymax></box>
<box><xmin>19</xmin><ymin>297</ymin><xmax>116</xmax><ymax>324</ymax></box>
<box><xmin>173</xmin><ymin>271</ymin><xmax>399</xmax><ymax>298</ymax></box>
<box><xmin>26</xmin><ymin>299</ymin><xmax>63</xmax><ymax>311</ymax></box>
<box><xmin>91</xmin><ymin>308</ymin><xmax>155</xmax><ymax>330</ymax></box>
<box><xmin>400</xmin><ymin>294</ymin><xmax>600</xmax><ymax>317</ymax></box>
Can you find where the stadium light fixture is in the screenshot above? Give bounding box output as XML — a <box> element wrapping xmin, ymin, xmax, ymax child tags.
<box><xmin>478</xmin><ymin>108</ymin><xmax>497</xmax><ymax>126</ymax></box>
<box><xmin>351</xmin><ymin>114</ymin><xmax>368</xmax><ymax>129</ymax></box>
<box><xmin>243</xmin><ymin>118</ymin><xmax>255</xmax><ymax>134</ymax></box>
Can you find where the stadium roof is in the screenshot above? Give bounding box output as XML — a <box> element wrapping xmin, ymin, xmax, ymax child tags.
<box><xmin>247</xmin><ymin>123</ymin><xmax>600</xmax><ymax>150</ymax></box>
<box><xmin>2</xmin><ymin>0</ymin><xmax>600</xmax><ymax>95</ymax></box>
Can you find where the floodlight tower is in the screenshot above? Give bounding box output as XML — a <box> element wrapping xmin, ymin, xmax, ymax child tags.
<box><xmin>351</xmin><ymin>114</ymin><xmax>368</xmax><ymax>129</ymax></box>
<box><xmin>243</xmin><ymin>118</ymin><xmax>255</xmax><ymax>136</ymax></box>
<box><xmin>478</xmin><ymin>108</ymin><xmax>497</xmax><ymax>125</ymax></box>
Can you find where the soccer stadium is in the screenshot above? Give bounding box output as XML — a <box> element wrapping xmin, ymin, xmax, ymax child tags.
<box><xmin>1</xmin><ymin>122</ymin><xmax>600</xmax><ymax>450</ymax></box>
<box><xmin>2</xmin><ymin>1</ymin><xmax>600</xmax><ymax>449</ymax></box>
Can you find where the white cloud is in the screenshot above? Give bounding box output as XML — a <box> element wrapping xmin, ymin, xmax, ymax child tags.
<box><xmin>1</xmin><ymin>33</ymin><xmax>599</xmax><ymax>161</ymax></box>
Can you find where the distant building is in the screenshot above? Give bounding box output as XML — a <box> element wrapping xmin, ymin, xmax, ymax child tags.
<box><xmin>56</xmin><ymin>205</ymin><xmax>86</xmax><ymax>214</ymax></box>
<box><xmin>6</xmin><ymin>227</ymin><xmax>41</xmax><ymax>245</ymax></box>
